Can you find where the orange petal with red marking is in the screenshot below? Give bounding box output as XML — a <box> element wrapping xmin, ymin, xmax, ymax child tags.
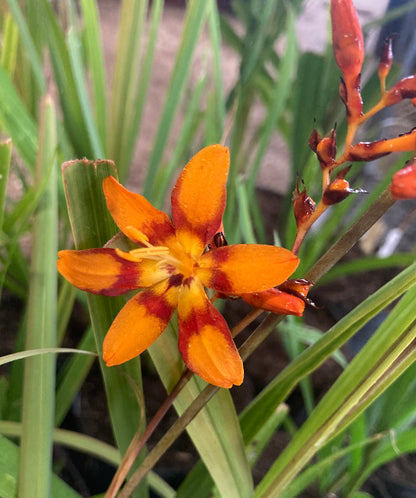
<box><xmin>103</xmin><ymin>176</ymin><xmax>175</xmax><ymax>246</ymax></box>
<box><xmin>178</xmin><ymin>278</ymin><xmax>243</xmax><ymax>388</ymax></box>
<box><xmin>57</xmin><ymin>248</ymin><xmax>171</xmax><ymax>295</ymax></box>
<box><xmin>241</xmin><ymin>289</ymin><xmax>305</xmax><ymax>316</ymax></box>
<box><xmin>103</xmin><ymin>279</ymin><xmax>180</xmax><ymax>366</ymax></box>
<box><xmin>171</xmin><ymin>145</ymin><xmax>230</xmax><ymax>255</ymax></box>
<box><xmin>197</xmin><ymin>244</ymin><xmax>299</xmax><ymax>294</ymax></box>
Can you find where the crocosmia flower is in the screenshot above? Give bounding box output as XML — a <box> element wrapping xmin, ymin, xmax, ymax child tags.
<box><xmin>58</xmin><ymin>145</ymin><xmax>299</xmax><ymax>388</ymax></box>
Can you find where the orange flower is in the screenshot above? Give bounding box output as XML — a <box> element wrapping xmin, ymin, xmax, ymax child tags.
<box><xmin>57</xmin><ymin>145</ymin><xmax>299</xmax><ymax>388</ymax></box>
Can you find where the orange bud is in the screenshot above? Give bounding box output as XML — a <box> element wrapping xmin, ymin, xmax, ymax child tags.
<box><xmin>346</xmin><ymin>129</ymin><xmax>416</xmax><ymax>161</ymax></box>
<box><xmin>316</xmin><ymin>128</ymin><xmax>337</xmax><ymax>169</ymax></box>
<box><xmin>241</xmin><ymin>288</ymin><xmax>305</xmax><ymax>317</ymax></box>
<box><xmin>278</xmin><ymin>278</ymin><xmax>313</xmax><ymax>301</ymax></box>
<box><xmin>331</xmin><ymin>0</ymin><xmax>364</xmax><ymax>77</ymax></box>
<box><xmin>390</xmin><ymin>160</ymin><xmax>416</xmax><ymax>199</ymax></box>
<box><xmin>293</xmin><ymin>178</ymin><xmax>315</xmax><ymax>227</ymax></box>
<box><xmin>323</xmin><ymin>171</ymin><xmax>366</xmax><ymax>205</ymax></box>
<box><xmin>331</xmin><ymin>0</ymin><xmax>364</xmax><ymax>119</ymax></box>
<box><xmin>383</xmin><ymin>75</ymin><xmax>416</xmax><ymax>107</ymax></box>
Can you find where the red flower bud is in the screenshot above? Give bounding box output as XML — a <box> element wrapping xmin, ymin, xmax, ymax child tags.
<box><xmin>331</xmin><ymin>0</ymin><xmax>364</xmax><ymax>119</ymax></box>
<box><xmin>383</xmin><ymin>75</ymin><xmax>416</xmax><ymax>107</ymax></box>
<box><xmin>241</xmin><ymin>288</ymin><xmax>305</xmax><ymax>316</ymax></box>
<box><xmin>390</xmin><ymin>160</ymin><xmax>416</xmax><ymax>199</ymax></box>
<box><xmin>316</xmin><ymin>128</ymin><xmax>337</xmax><ymax>169</ymax></box>
<box><xmin>378</xmin><ymin>36</ymin><xmax>394</xmax><ymax>85</ymax></box>
<box><xmin>293</xmin><ymin>178</ymin><xmax>316</xmax><ymax>227</ymax></box>
<box><xmin>323</xmin><ymin>172</ymin><xmax>366</xmax><ymax>205</ymax></box>
<box><xmin>346</xmin><ymin>129</ymin><xmax>416</xmax><ymax>161</ymax></box>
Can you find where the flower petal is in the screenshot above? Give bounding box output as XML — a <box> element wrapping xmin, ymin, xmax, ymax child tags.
<box><xmin>177</xmin><ymin>278</ymin><xmax>243</xmax><ymax>388</ymax></box>
<box><xmin>103</xmin><ymin>278</ymin><xmax>180</xmax><ymax>366</ymax></box>
<box><xmin>197</xmin><ymin>244</ymin><xmax>299</xmax><ymax>294</ymax></box>
<box><xmin>171</xmin><ymin>145</ymin><xmax>229</xmax><ymax>255</ymax></box>
<box><xmin>57</xmin><ymin>248</ymin><xmax>171</xmax><ymax>296</ymax></box>
<box><xmin>241</xmin><ymin>289</ymin><xmax>305</xmax><ymax>316</ymax></box>
<box><xmin>103</xmin><ymin>176</ymin><xmax>175</xmax><ymax>245</ymax></box>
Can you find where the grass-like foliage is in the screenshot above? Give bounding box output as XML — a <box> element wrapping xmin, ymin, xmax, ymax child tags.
<box><xmin>0</xmin><ymin>1</ymin><xmax>415</xmax><ymax>497</ymax></box>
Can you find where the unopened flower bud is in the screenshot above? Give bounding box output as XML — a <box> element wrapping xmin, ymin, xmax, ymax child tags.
<box><xmin>346</xmin><ymin>129</ymin><xmax>416</xmax><ymax>161</ymax></box>
<box><xmin>383</xmin><ymin>75</ymin><xmax>416</xmax><ymax>107</ymax></box>
<box><xmin>323</xmin><ymin>170</ymin><xmax>366</xmax><ymax>205</ymax></box>
<box><xmin>241</xmin><ymin>288</ymin><xmax>305</xmax><ymax>316</ymax></box>
<box><xmin>316</xmin><ymin>128</ymin><xmax>337</xmax><ymax>169</ymax></box>
<box><xmin>378</xmin><ymin>36</ymin><xmax>394</xmax><ymax>86</ymax></box>
<box><xmin>390</xmin><ymin>160</ymin><xmax>416</xmax><ymax>199</ymax></box>
<box><xmin>293</xmin><ymin>179</ymin><xmax>316</xmax><ymax>227</ymax></box>
<box><xmin>331</xmin><ymin>0</ymin><xmax>364</xmax><ymax>120</ymax></box>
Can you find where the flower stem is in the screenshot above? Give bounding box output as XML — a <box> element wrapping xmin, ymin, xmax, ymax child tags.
<box><xmin>105</xmin><ymin>368</ymin><xmax>194</xmax><ymax>498</ymax></box>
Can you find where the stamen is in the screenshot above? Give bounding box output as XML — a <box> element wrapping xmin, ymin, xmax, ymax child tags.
<box><xmin>115</xmin><ymin>246</ymin><xmax>170</xmax><ymax>262</ymax></box>
<box><xmin>126</xmin><ymin>226</ymin><xmax>151</xmax><ymax>246</ymax></box>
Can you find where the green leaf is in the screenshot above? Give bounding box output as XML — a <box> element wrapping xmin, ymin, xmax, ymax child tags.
<box><xmin>0</xmin><ymin>434</ymin><xmax>81</xmax><ymax>498</ymax></box>
<box><xmin>240</xmin><ymin>263</ymin><xmax>415</xmax><ymax>447</ymax></box>
<box><xmin>0</xmin><ymin>64</ymin><xmax>37</xmax><ymax>168</ymax></box>
<box><xmin>79</xmin><ymin>0</ymin><xmax>107</xmax><ymax>148</ymax></box>
<box><xmin>144</xmin><ymin>0</ymin><xmax>209</xmax><ymax>198</ymax></box>
<box><xmin>19</xmin><ymin>97</ymin><xmax>58</xmax><ymax>497</ymax></box>
<box><xmin>0</xmin><ymin>139</ymin><xmax>12</xmax><ymax>236</ymax></box>
<box><xmin>0</xmin><ymin>13</ymin><xmax>19</xmax><ymax>77</ymax></box>
<box><xmin>255</xmin><ymin>286</ymin><xmax>416</xmax><ymax>496</ymax></box>
<box><xmin>148</xmin><ymin>322</ymin><xmax>253</xmax><ymax>498</ymax></box>
<box><xmin>61</xmin><ymin>158</ymin><xmax>147</xmax><ymax>497</ymax></box>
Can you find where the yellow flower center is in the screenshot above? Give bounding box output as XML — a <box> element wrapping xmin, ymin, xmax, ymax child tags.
<box><xmin>117</xmin><ymin>227</ymin><xmax>197</xmax><ymax>280</ymax></box>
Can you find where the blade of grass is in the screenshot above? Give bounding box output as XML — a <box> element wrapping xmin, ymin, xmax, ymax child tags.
<box><xmin>114</xmin><ymin>0</ymin><xmax>165</xmax><ymax>182</ymax></box>
<box><xmin>5</xmin><ymin>0</ymin><xmax>46</xmax><ymax>94</ymax></box>
<box><xmin>239</xmin><ymin>262</ymin><xmax>415</xmax><ymax>446</ymax></box>
<box><xmin>40</xmin><ymin>0</ymin><xmax>92</xmax><ymax>157</ymax></box>
<box><xmin>206</xmin><ymin>0</ymin><xmax>225</xmax><ymax>142</ymax></box>
<box><xmin>62</xmin><ymin>158</ymin><xmax>147</xmax><ymax>497</ymax></box>
<box><xmin>66</xmin><ymin>18</ymin><xmax>105</xmax><ymax>158</ymax></box>
<box><xmin>79</xmin><ymin>0</ymin><xmax>108</xmax><ymax>148</ymax></box>
<box><xmin>147</xmin><ymin>321</ymin><xmax>254</xmax><ymax>498</ymax></box>
<box><xmin>18</xmin><ymin>96</ymin><xmax>57</xmax><ymax>498</ymax></box>
<box><xmin>246</xmin><ymin>7</ymin><xmax>297</xmax><ymax>193</ymax></box>
<box><xmin>0</xmin><ymin>139</ymin><xmax>12</xmax><ymax>235</ymax></box>
<box><xmin>0</xmin><ymin>434</ymin><xmax>81</xmax><ymax>498</ymax></box>
<box><xmin>255</xmin><ymin>288</ymin><xmax>416</xmax><ymax>497</ymax></box>
<box><xmin>152</xmin><ymin>76</ymin><xmax>206</xmax><ymax>209</ymax></box>
<box><xmin>0</xmin><ymin>64</ymin><xmax>37</xmax><ymax>168</ymax></box>
<box><xmin>108</xmin><ymin>0</ymin><xmax>148</xmax><ymax>180</ymax></box>
<box><xmin>0</xmin><ymin>13</ymin><xmax>19</xmax><ymax>77</ymax></box>
<box><xmin>144</xmin><ymin>0</ymin><xmax>209</xmax><ymax>199</ymax></box>
<box><xmin>54</xmin><ymin>326</ymin><xmax>96</xmax><ymax>426</ymax></box>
